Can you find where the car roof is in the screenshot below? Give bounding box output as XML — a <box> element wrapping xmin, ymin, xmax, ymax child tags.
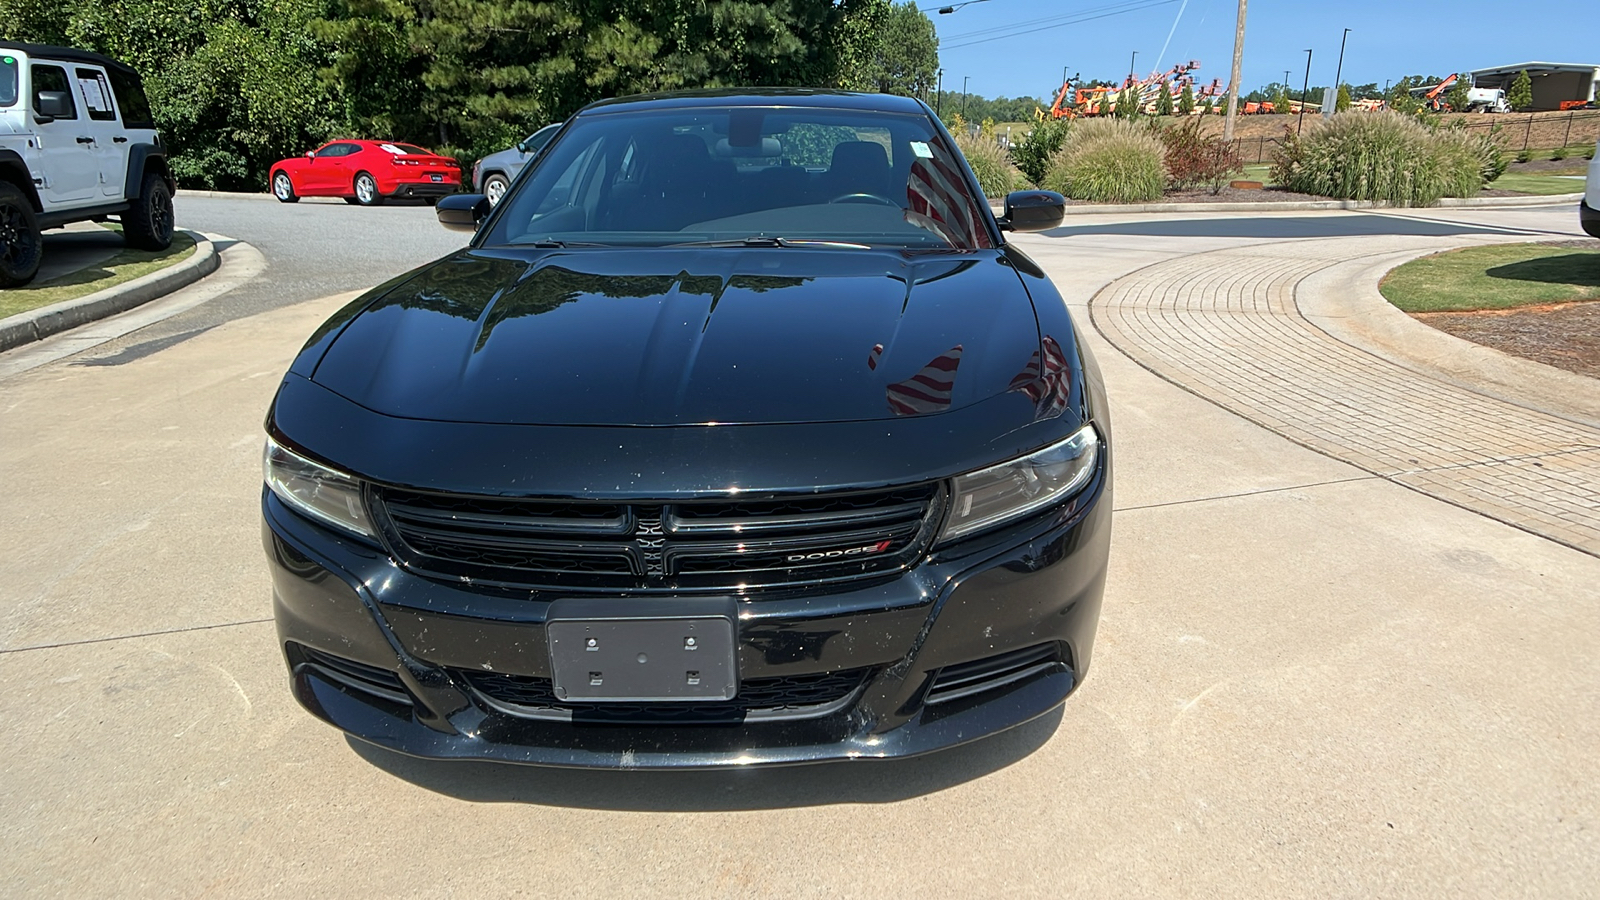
<box><xmin>0</xmin><ymin>40</ymin><xmax>139</xmax><ymax>78</ymax></box>
<box><xmin>576</xmin><ymin>88</ymin><xmax>931</xmax><ymax>118</ymax></box>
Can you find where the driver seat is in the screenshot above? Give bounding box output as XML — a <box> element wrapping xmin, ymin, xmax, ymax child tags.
<box><xmin>819</xmin><ymin>141</ymin><xmax>891</xmax><ymax>201</ymax></box>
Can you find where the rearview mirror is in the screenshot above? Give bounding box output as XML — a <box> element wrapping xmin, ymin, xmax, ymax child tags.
<box><xmin>35</xmin><ymin>91</ymin><xmax>71</xmax><ymax>119</ymax></box>
<box><xmin>997</xmin><ymin>190</ymin><xmax>1066</xmax><ymax>232</ymax></box>
<box><xmin>436</xmin><ymin>193</ymin><xmax>491</xmax><ymax>233</ymax></box>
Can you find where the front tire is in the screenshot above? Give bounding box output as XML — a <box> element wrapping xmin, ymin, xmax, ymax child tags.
<box><xmin>122</xmin><ymin>172</ymin><xmax>175</xmax><ymax>251</ymax></box>
<box><xmin>0</xmin><ymin>182</ymin><xmax>43</xmax><ymax>288</ymax></box>
<box><xmin>272</xmin><ymin>171</ymin><xmax>299</xmax><ymax>203</ymax></box>
<box><xmin>353</xmin><ymin>172</ymin><xmax>383</xmax><ymax>207</ymax></box>
<box><xmin>484</xmin><ymin>173</ymin><xmax>509</xmax><ymax>206</ymax></box>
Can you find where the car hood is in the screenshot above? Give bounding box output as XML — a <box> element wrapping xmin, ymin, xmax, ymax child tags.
<box><xmin>309</xmin><ymin>247</ymin><xmax>1045</xmax><ymax>426</ymax></box>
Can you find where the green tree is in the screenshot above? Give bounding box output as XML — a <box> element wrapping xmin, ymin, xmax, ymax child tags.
<box><xmin>1178</xmin><ymin>82</ymin><xmax>1195</xmax><ymax>116</ymax></box>
<box><xmin>1444</xmin><ymin>75</ymin><xmax>1470</xmax><ymax>112</ymax></box>
<box><xmin>1336</xmin><ymin>84</ymin><xmax>1352</xmax><ymax>112</ymax></box>
<box><xmin>864</xmin><ymin>1</ymin><xmax>937</xmax><ymax>98</ymax></box>
<box><xmin>1272</xmin><ymin>84</ymin><xmax>1292</xmax><ymax>112</ymax></box>
<box><xmin>1156</xmin><ymin>82</ymin><xmax>1174</xmax><ymax>117</ymax></box>
<box><xmin>1508</xmin><ymin>69</ymin><xmax>1533</xmax><ymax>111</ymax></box>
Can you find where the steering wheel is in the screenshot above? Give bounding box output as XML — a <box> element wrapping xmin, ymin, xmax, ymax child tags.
<box><xmin>829</xmin><ymin>193</ymin><xmax>899</xmax><ymax>207</ymax></box>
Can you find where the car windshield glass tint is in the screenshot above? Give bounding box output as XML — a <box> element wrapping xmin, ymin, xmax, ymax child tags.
<box><xmin>0</xmin><ymin>56</ymin><xmax>17</xmax><ymax>107</ymax></box>
<box><xmin>483</xmin><ymin>106</ymin><xmax>994</xmax><ymax>251</ymax></box>
<box><xmin>380</xmin><ymin>143</ymin><xmax>432</xmax><ymax>155</ymax></box>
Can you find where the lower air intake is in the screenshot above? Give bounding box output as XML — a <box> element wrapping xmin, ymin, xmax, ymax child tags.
<box><xmin>924</xmin><ymin>643</ymin><xmax>1065</xmax><ymax>706</ymax></box>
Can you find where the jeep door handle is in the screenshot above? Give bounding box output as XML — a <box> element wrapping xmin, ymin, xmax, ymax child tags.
<box><xmin>112</xmin><ymin>136</ymin><xmax>128</xmax><ymax>143</ymax></box>
<box><xmin>76</xmin><ymin>136</ymin><xmax>95</xmax><ymax>144</ymax></box>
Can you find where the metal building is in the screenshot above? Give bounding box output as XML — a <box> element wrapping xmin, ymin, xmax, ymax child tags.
<box><xmin>1468</xmin><ymin>62</ymin><xmax>1600</xmax><ymax>110</ymax></box>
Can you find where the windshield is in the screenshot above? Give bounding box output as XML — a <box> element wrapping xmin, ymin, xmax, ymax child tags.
<box><xmin>0</xmin><ymin>55</ymin><xmax>17</xmax><ymax>108</ymax></box>
<box><xmin>483</xmin><ymin>106</ymin><xmax>994</xmax><ymax>250</ymax></box>
<box><xmin>379</xmin><ymin>142</ymin><xmax>433</xmax><ymax>156</ymax></box>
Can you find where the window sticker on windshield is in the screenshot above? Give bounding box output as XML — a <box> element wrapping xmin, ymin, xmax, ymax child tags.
<box><xmin>910</xmin><ymin>141</ymin><xmax>934</xmax><ymax>159</ymax></box>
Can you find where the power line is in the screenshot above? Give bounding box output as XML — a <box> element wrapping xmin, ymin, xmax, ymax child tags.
<box><xmin>941</xmin><ymin>0</ymin><xmax>1170</xmax><ymax>41</ymax></box>
<box><xmin>941</xmin><ymin>0</ymin><xmax>1182</xmax><ymax>51</ymax></box>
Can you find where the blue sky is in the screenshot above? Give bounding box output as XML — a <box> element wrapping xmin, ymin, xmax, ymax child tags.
<box><xmin>927</xmin><ymin>0</ymin><xmax>1599</xmax><ymax>101</ymax></box>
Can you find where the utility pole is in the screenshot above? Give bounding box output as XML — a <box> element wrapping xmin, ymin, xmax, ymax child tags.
<box><xmin>1222</xmin><ymin>0</ymin><xmax>1247</xmax><ymax>142</ymax></box>
<box><xmin>1326</xmin><ymin>27</ymin><xmax>1350</xmax><ymax>118</ymax></box>
<box><xmin>1298</xmin><ymin>49</ymin><xmax>1313</xmax><ymax>134</ymax></box>
<box><xmin>961</xmin><ymin>75</ymin><xmax>970</xmax><ymax>119</ymax></box>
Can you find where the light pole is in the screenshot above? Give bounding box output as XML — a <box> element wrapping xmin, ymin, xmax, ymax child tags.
<box><xmin>961</xmin><ymin>75</ymin><xmax>970</xmax><ymax>119</ymax></box>
<box><xmin>1298</xmin><ymin>48</ymin><xmax>1313</xmax><ymax>134</ymax></box>
<box><xmin>1327</xmin><ymin>27</ymin><xmax>1350</xmax><ymax>118</ymax></box>
<box><xmin>1128</xmin><ymin>51</ymin><xmax>1139</xmax><ymax>86</ymax></box>
<box><xmin>936</xmin><ymin>69</ymin><xmax>943</xmax><ymax>115</ymax></box>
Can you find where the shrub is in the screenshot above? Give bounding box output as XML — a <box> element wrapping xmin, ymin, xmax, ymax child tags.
<box><xmin>1042</xmin><ymin>118</ymin><xmax>1166</xmax><ymax>203</ymax></box>
<box><xmin>1269</xmin><ymin>111</ymin><xmax>1493</xmax><ymax>206</ymax></box>
<box><xmin>1552</xmin><ymin>145</ymin><xmax>1571</xmax><ymax>161</ymax></box>
<box><xmin>953</xmin><ymin>129</ymin><xmax>1026</xmax><ymax>198</ymax></box>
<box><xmin>1586</xmin><ymin>145</ymin><xmax>1597</xmax><ymax>161</ymax></box>
<box><xmin>1516</xmin><ymin>148</ymin><xmax>1532</xmax><ymax>163</ymax></box>
<box><xmin>1160</xmin><ymin>117</ymin><xmax>1244</xmax><ymax>193</ymax></box>
<box><xmin>1011</xmin><ymin>116</ymin><xmax>1071</xmax><ymax>186</ymax></box>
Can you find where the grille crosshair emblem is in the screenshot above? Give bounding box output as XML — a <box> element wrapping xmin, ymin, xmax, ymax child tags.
<box><xmin>635</xmin><ymin>511</ymin><xmax>667</xmax><ymax>578</ymax></box>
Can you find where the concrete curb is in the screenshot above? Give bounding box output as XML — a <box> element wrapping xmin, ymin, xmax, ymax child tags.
<box><xmin>993</xmin><ymin>192</ymin><xmax>1584</xmax><ymax>216</ymax></box>
<box><xmin>0</xmin><ymin>231</ymin><xmax>218</xmax><ymax>353</ymax></box>
<box><xmin>179</xmin><ymin>189</ymin><xmax>278</xmax><ymax>201</ymax></box>
<box><xmin>1297</xmin><ymin>243</ymin><xmax>1600</xmax><ymax>429</ymax></box>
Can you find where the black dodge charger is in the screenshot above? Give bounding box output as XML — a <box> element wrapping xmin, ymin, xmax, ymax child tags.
<box><xmin>262</xmin><ymin>89</ymin><xmax>1112</xmax><ymax>768</ymax></box>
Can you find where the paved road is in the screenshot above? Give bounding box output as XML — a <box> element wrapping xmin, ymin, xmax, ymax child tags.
<box><xmin>2</xmin><ymin>202</ymin><xmax>1597</xmax><ymax>897</ymax></box>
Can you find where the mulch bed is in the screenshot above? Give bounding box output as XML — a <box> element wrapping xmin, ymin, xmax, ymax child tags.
<box><xmin>1414</xmin><ymin>301</ymin><xmax>1600</xmax><ymax>378</ymax></box>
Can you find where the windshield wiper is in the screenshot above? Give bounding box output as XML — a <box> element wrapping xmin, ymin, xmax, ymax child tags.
<box><xmin>667</xmin><ymin>236</ymin><xmax>872</xmax><ymax>249</ymax></box>
<box><xmin>518</xmin><ymin>239</ymin><xmax>611</xmax><ymax>248</ymax></box>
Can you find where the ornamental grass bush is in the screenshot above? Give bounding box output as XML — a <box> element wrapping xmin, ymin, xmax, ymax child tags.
<box><xmin>1270</xmin><ymin>111</ymin><xmax>1495</xmax><ymax>206</ymax></box>
<box><xmin>952</xmin><ymin>129</ymin><xmax>1028</xmax><ymax>198</ymax></box>
<box><xmin>1042</xmin><ymin>118</ymin><xmax>1166</xmax><ymax>203</ymax></box>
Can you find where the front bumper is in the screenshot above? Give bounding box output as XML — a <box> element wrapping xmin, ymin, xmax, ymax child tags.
<box><xmin>264</xmin><ymin>466</ymin><xmax>1110</xmax><ymax>769</ymax></box>
<box><xmin>1582</xmin><ymin>199</ymin><xmax>1600</xmax><ymax>239</ymax></box>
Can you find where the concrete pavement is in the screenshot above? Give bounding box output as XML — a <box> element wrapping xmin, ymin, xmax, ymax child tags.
<box><xmin>1</xmin><ymin>205</ymin><xmax>1597</xmax><ymax>898</ymax></box>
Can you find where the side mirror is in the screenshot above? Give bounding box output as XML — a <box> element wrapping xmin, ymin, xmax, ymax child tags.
<box><xmin>997</xmin><ymin>190</ymin><xmax>1066</xmax><ymax>233</ymax></box>
<box><xmin>305</xmin><ymin>151</ymin><xmax>315</xmax><ymax>160</ymax></box>
<box><xmin>35</xmin><ymin>91</ymin><xmax>71</xmax><ymax>119</ymax></box>
<box><xmin>436</xmin><ymin>193</ymin><xmax>491</xmax><ymax>233</ymax></box>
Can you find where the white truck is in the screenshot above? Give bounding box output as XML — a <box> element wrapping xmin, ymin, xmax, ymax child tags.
<box><xmin>1</xmin><ymin>41</ymin><xmax>176</xmax><ymax>287</ymax></box>
<box><xmin>1465</xmin><ymin>86</ymin><xmax>1510</xmax><ymax>113</ymax></box>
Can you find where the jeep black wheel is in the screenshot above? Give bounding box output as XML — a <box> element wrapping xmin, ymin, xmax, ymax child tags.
<box><xmin>272</xmin><ymin>171</ymin><xmax>299</xmax><ymax>203</ymax></box>
<box><xmin>0</xmin><ymin>182</ymin><xmax>43</xmax><ymax>288</ymax></box>
<box><xmin>353</xmin><ymin>172</ymin><xmax>383</xmax><ymax>207</ymax></box>
<box><xmin>122</xmin><ymin>172</ymin><xmax>174</xmax><ymax>251</ymax></box>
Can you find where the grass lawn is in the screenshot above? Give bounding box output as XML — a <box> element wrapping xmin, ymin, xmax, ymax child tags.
<box><xmin>1488</xmin><ymin>172</ymin><xmax>1586</xmax><ymax>196</ymax></box>
<box><xmin>0</xmin><ymin>231</ymin><xmax>196</xmax><ymax>320</ymax></box>
<box><xmin>1241</xmin><ymin>164</ymin><xmax>1276</xmax><ymax>185</ymax></box>
<box><xmin>1380</xmin><ymin>243</ymin><xmax>1600</xmax><ymax>313</ymax></box>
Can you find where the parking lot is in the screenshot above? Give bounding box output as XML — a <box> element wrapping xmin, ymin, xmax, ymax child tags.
<box><xmin>2</xmin><ymin>197</ymin><xmax>1597</xmax><ymax>897</ymax></box>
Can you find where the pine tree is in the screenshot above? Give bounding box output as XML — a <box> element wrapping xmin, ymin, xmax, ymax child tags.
<box><xmin>1157</xmin><ymin>82</ymin><xmax>1174</xmax><ymax>117</ymax></box>
<box><xmin>1508</xmin><ymin>70</ymin><xmax>1534</xmax><ymax>111</ymax></box>
<box><xmin>1337</xmin><ymin>84</ymin><xmax>1353</xmax><ymax>112</ymax></box>
<box><xmin>1178</xmin><ymin>83</ymin><xmax>1195</xmax><ymax>116</ymax></box>
<box><xmin>1444</xmin><ymin>76</ymin><xmax>1470</xmax><ymax>112</ymax></box>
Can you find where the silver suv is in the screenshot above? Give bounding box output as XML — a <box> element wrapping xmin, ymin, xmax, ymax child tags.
<box><xmin>472</xmin><ymin>122</ymin><xmax>558</xmax><ymax>207</ymax></box>
<box><xmin>0</xmin><ymin>41</ymin><xmax>176</xmax><ymax>287</ymax></box>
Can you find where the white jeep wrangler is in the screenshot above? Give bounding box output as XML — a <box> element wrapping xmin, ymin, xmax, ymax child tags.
<box><xmin>0</xmin><ymin>41</ymin><xmax>176</xmax><ymax>288</ymax></box>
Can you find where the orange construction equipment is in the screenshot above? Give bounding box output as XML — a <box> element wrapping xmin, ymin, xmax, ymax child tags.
<box><xmin>1052</xmin><ymin>60</ymin><xmax>1205</xmax><ymax>118</ymax></box>
<box><xmin>1419</xmin><ymin>74</ymin><xmax>1458</xmax><ymax>112</ymax></box>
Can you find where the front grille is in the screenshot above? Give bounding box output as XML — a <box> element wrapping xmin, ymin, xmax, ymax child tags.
<box><xmin>924</xmin><ymin>644</ymin><xmax>1064</xmax><ymax>706</ymax></box>
<box><xmin>458</xmin><ymin>667</ymin><xmax>870</xmax><ymax>724</ymax></box>
<box><xmin>373</xmin><ymin>484</ymin><xmax>943</xmax><ymax>593</ymax></box>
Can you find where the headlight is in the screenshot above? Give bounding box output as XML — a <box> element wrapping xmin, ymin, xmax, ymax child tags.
<box><xmin>939</xmin><ymin>424</ymin><xmax>1099</xmax><ymax>543</ymax></box>
<box><xmin>263</xmin><ymin>436</ymin><xmax>374</xmax><ymax>537</ymax></box>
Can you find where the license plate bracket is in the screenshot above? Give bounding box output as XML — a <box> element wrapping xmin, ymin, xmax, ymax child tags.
<box><xmin>429</xmin><ymin>173</ymin><xmax>443</xmax><ymax>182</ymax></box>
<box><xmin>546</xmin><ymin>598</ymin><xmax>737</xmax><ymax>702</ymax></box>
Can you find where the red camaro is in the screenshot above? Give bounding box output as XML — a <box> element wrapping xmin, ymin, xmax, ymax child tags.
<box><xmin>269</xmin><ymin>140</ymin><xmax>461</xmax><ymax>206</ymax></box>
